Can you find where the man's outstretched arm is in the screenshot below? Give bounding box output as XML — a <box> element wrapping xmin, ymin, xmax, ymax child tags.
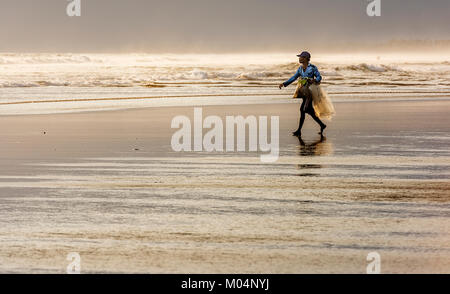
<box><xmin>278</xmin><ymin>69</ymin><xmax>300</xmax><ymax>89</ymax></box>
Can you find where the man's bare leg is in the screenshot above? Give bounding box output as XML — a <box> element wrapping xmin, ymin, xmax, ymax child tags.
<box><xmin>293</xmin><ymin>111</ymin><xmax>306</xmax><ymax>137</ymax></box>
<box><xmin>310</xmin><ymin>111</ymin><xmax>327</xmax><ymax>135</ymax></box>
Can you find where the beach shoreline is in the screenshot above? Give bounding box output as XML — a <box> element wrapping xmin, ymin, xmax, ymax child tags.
<box><xmin>0</xmin><ymin>99</ymin><xmax>449</xmax><ymax>273</ymax></box>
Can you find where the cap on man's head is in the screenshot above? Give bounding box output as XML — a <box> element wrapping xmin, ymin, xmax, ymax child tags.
<box><xmin>297</xmin><ymin>51</ymin><xmax>311</xmax><ymax>59</ymax></box>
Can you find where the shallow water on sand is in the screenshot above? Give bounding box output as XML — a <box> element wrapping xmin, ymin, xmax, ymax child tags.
<box><xmin>0</xmin><ymin>101</ymin><xmax>449</xmax><ymax>273</ymax></box>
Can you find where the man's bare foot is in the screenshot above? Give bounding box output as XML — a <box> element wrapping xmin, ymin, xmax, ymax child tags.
<box><xmin>292</xmin><ymin>130</ymin><xmax>301</xmax><ymax>137</ymax></box>
<box><xmin>319</xmin><ymin>124</ymin><xmax>327</xmax><ymax>135</ymax></box>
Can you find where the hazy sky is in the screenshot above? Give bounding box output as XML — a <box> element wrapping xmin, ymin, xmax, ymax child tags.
<box><xmin>0</xmin><ymin>0</ymin><xmax>449</xmax><ymax>52</ymax></box>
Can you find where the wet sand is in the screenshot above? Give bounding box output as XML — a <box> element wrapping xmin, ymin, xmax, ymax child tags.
<box><xmin>0</xmin><ymin>99</ymin><xmax>449</xmax><ymax>273</ymax></box>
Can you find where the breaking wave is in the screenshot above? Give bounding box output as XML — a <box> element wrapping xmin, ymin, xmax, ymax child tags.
<box><xmin>0</xmin><ymin>53</ymin><xmax>449</xmax><ymax>92</ymax></box>
<box><xmin>335</xmin><ymin>63</ymin><xmax>401</xmax><ymax>72</ymax></box>
<box><xmin>0</xmin><ymin>54</ymin><xmax>103</xmax><ymax>65</ymax></box>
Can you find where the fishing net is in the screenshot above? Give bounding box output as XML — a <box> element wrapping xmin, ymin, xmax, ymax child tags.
<box><xmin>309</xmin><ymin>84</ymin><xmax>336</xmax><ymax>120</ymax></box>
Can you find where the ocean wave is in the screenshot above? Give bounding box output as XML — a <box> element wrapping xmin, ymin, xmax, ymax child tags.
<box><xmin>0</xmin><ymin>81</ymin><xmax>129</xmax><ymax>88</ymax></box>
<box><xmin>0</xmin><ymin>54</ymin><xmax>448</xmax><ymax>90</ymax></box>
<box><xmin>237</xmin><ymin>71</ymin><xmax>282</xmax><ymax>80</ymax></box>
<box><xmin>335</xmin><ymin>63</ymin><xmax>401</xmax><ymax>72</ymax></box>
<box><xmin>0</xmin><ymin>54</ymin><xmax>103</xmax><ymax>65</ymax></box>
<box><xmin>0</xmin><ymin>81</ymin><xmax>70</xmax><ymax>88</ymax></box>
<box><xmin>170</xmin><ymin>70</ymin><xmax>284</xmax><ymax>81</ymax></box>
<box><xmin>321</xmin><ymin>71</ymin><xmax>342</xmax><ymax>76</ymax></box>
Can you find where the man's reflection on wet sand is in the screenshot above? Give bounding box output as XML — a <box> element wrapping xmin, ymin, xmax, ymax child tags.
<box><xmin>297</xmin><ymin>135</ymin><xmax>334</xmax><ymax>157</ymax></box>
<box><xmin>296</xmin><ymin>135</ymin><xmax>334</xmax><ymax>176</ymax></box>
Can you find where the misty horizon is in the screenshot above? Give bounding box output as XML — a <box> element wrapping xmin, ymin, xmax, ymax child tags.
<box><xmin>1</xmin><ymin>39</ymin><xmax>450</xmax><ymax>54</ymax></box>
<box><xmin>0</xmin><ymin>0</ymin><xmax>449</xmax><ymax>53</ymax></box>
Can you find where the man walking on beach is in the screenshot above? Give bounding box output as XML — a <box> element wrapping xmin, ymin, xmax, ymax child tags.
<box><xmin>279</xmin><ymin>51</ymin><xmax>327</xmax><ymax>137</ymax></box>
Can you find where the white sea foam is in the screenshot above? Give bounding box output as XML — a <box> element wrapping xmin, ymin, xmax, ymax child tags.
<box><xmin>335</xmin><ymin>63</ymin><xmax>400</xmax><ymax>72</ymax></box>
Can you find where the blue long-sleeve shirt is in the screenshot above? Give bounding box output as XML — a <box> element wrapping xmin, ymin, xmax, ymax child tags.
<box><xmin>283</xmin><ymin>63</ymin><xmax>322</xmax><ymax>87</ymax></box>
